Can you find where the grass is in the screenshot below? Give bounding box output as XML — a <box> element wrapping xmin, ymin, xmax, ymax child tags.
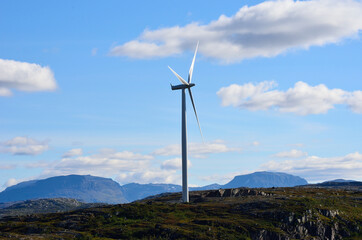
<box><xmin>0</xmin><ymin>187</ymin><xmax>360</xmax><ymax>239</ymax></box>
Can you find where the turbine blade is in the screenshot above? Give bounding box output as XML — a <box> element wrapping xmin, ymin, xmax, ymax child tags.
<box><xmin>188</xmin><ymin>88</ymin><xmax>204</xmax><ymax>142</ymax></box>
<box><xmin>168</xmin><ymin>66</ymin><xmax>189</xmax><ymax>85</ymax></box>
<box><xmin>188</xmin><ymin>41</ymin><xmax>199</xmax><ymax>83</ymax></box>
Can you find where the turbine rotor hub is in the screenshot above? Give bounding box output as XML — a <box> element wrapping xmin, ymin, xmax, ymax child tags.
<box><xmin>171</xmin><ymin>83</ymin><xmax>195</xmax><ymax>90</ymax></box>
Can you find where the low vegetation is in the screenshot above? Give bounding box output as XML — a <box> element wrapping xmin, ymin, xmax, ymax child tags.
<box><xmin>0</xmin><ymin>186</ymin><xmax>361</xmax><ymax>239</ymax></box>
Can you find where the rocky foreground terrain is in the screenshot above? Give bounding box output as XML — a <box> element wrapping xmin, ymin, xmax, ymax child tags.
<box><xmin>0</xmin><ymin>198</ymin><xmax>105</xmax><ymax>219</ymax></box>
<box><xmin>0</xmin><ymin>185</ymin><xmax>360</xmax><ymax>239</ymax></box>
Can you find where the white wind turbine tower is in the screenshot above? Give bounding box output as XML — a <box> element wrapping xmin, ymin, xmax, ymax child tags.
<box><xmin>168</xmin><ymin>42</ymin><xmax>203</xmax><ymax>203</ymax></box>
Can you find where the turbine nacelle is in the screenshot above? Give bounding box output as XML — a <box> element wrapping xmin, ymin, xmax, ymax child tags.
<box><xmin>168</xmin><ymin>41</ymin><xmax>203</xmax><ymax>142</ymax></box>
<box><xmin>171</xmin><ymin>83</ymin><xmax>195</xmax><ymax>90</ymax></box>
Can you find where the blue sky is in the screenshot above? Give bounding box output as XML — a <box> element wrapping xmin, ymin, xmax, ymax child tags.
<box><xmin>1</xmin><ymin>0</ymin><xmax>362</xmax><ymax>190</ymax></box>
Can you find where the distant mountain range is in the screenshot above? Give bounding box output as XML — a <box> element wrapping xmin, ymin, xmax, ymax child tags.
<box><xmin>0</xmin><ymin>175</ymin><xmax>127</xmax><ymax>204</ymax></box>
<box><xmin>1</xmin><ymin>171</ymin><xmax>356</xmax><ymax>204</ymax></box>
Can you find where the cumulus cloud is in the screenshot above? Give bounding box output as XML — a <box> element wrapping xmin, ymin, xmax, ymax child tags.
<box><xmin>0</xmin><ymin>137</ymin><xmax>49</xmax><ymax>155</ymax></box>
<box><xmin>217</xmin><ymin>81</ymin><xmax>362</xmax><ymax>115</ymax></box>
<box><xmin>27</xmin><ymin>144</ymin><xmax>232</xmax><ymax>185</ymax></box>
<box><xmin>0</xmin><ymin>59</ymin><xmax>57</xmax><ymax>96</ymax></box>
<box><xmin>261</xmin><ymin>152</ymin><xmax>362</xmax><ymax>182</ymax></box>
<box><xmin>153</xmin><ymin>140</ymin><xmax>237</xmax><ymax>158</ymax></box>
<box><xmin>33</xmin><ymin>148</ymin><xmax>180</xmax><ymax>185</ymax></box>
<box><xmin>273</xmin><ymin>149</ymin><xmax>308</xmax><ymax>158</ymax></box>
<box><xmin>62</xmin><ymin>148</ymin><xmax>83</xmax><ymax>158</ymax></box>
<box><xmin>347</xmin><ymin>91</ymin><xmax>362</xmax><ymax>113</ymax></box>
<box><xmin>52</xmin><ymin>149</ymin><xmax>153</xmax><ymax>174</ymax></box>
<box><xmin>23</xmin><ymin>141</ymin><xmax>237</xmax><ymax>185</ymax></box>
<box><xmin>116</xmin><ymin>170</ymin><xmax>180</xmax><ymax>185</ymax></box>
<box><xmin>110</xmin><ymin>0</ymin><xmax>362</xmax><ymax>63</ymax></box>
<box><xmin>161</xmin><ymin>158</ymin><xmax>192</xmax><ymax>170</ymax></box>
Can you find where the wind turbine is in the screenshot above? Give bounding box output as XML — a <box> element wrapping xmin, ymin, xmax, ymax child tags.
<box><xmin>169</xmin><ymin>42</ymin><xmax>203</xmax><ymax>203</ymax></box>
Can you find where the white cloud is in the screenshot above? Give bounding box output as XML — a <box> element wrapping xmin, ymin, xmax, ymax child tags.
<box><xmin>62</xmin><ymin>148</ymin><xmax>83</xmax><ymax>158</ymax></box>
<box><xmin>347</xmin><ymin>90</ymin><xmax>362</xmax><ymax>113</ymax></box>
<box><xmin>110</xmin><ymin>0</ymin><xmax>362</xmax><ymax>63</ymax></box>
<box><xmin>33</xmin><ymin>148</ymin><xmax>180</xmax><ymax>185</ymax></box>
<box><xmin>261</xmin><ymin>152</ymin><xmax>362</xmax><ymax>182</ymax></box>
<box><xmin>26</xmin><ymin>161</ymin><xmax>52</xmax><ymax>169</ymax></box>
<box><xmin>273</xmin><ymin>149</ymin><xmax>308</xmax><ymax>158</ymax></box>
<box><xmin>217</xmin><ymin>81</ymin><xmax>362</xmax><ymax>115</ymax></box>
<box><xmin>1</xmin><ymin>178</ymin><xmax>23</xmax><ymax>191</ymax></box>
<box><xmin>0</xmin><ymin>87</ymin><xmax>12</xmax><ymax>96</ymax></box>
<box><xmin>199</xmin><ymin>174</ymin><xmax>234</xmax><ymax>185</ymax></box>
<box><xmin>116</xmin><ymin>170</ymin><xmax>180</xmax><ymax>185</ymax></box>
<box><xmin>3</xmin><ymin>178</ymin><xmax>19</xmax><ymax>188</ymax></box>
<box><xmin>0</xmin><ymin>59</ymin><xmax>57</xmax><ymax>96</ymax></box>
<box><xmin>161</xmin><ymin>158</ymin><xmax>192</xmax><ymax>170</ymax></box>
<box><xmin>199</xmin><ymin>170</ymin><xmax>252</xmax><ymax>185</ymax></box>
<box><xmin>0</xmin><ymin>164</ymin><xmax>16</xmax><ymax>170</ymax></box>
<box><xmin>0</xmin><ymin>137</ymin><xmax>49</xmax><ymax>155</ymax></box>
<box><xmin>53</xmin><ymin>149</ymin><xmax>153</xmax><ymax>174</ymax></box>
<box><xmin>1</xmin><ymin>177</ymin><xmax>33</xmax><ymax>191</ymax></box>
<box><xmin>153</xmin><ymin>140</ymin><xmax>237</xmax><ymax>158</ymax></box>
<box><xmin>252</xmin><ymin>141</ymin><xmax>260</xmax><ymax>146</ymax></box>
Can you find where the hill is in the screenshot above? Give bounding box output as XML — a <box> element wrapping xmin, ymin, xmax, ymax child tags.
<box><xmin>0</xmin><ymin>185</ymin><xmax>360</xmax><ymax>239</ymax></box>
<box><xmin>223</xmin><ymin>171</ymin><xmax>307</xmax><ymax>188</ymax></box>
<box><xmin>323</xmin><ymin>179</ymin><xmax>358</xmax><ymax>183</ymax></box>
<box><xmin>303</xmin><ymin>180</ymin><xmax>362</xmax><ymax>190</ymax></box>
<box><xmin>0</xmin><ymin>198</ymin><xmax>105</xmax><ymax>218</ymax></box>
<box><xmin>0</xmin><ymin>175</ymin><xmax>127</xmax><ymax>204</ymax></box>
<box><xmin>122</xmin><ymin>183</ymin><xmax>223</xmax><ymax>202</ymax></box>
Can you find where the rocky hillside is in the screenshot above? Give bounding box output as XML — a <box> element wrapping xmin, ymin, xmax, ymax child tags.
<box><xmin>0</xmin><ymin>198</ymin><xmax>105</xmax><ymax>218</ymax></box>
<box><xmin>0</xmin><ymin>185</ymin><xmax>360</xmax><ymax>239</ymax></box>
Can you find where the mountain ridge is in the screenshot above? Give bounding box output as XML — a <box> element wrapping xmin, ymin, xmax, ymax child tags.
<box><xmin>0</xmin><ymin>175</ymin><xmax>127</xmax><ymax>204</ymax></box>
<box><xmin>3</xmin><ymin>172</ymin><xmax>359</xmax><ymax>204</ymax></box>
<box><xmin>0</xmin><ymin>171</ymin><xmax>310</xmax><ymax>204</ymax></box>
